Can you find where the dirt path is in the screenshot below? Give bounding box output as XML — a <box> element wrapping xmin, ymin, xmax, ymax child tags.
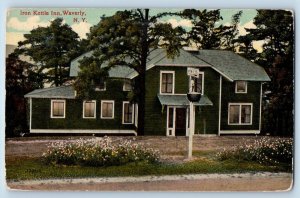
<box><xmin>7</xmin><ymin>173</ymin><xmax>292</xmax><ymax>191</ymax></box>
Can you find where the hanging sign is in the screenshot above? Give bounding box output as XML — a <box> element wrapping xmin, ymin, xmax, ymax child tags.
<box><xmin>187</xmin><ymin>67</ymin><xmax>200</xmax><ymax>78</ymax></box>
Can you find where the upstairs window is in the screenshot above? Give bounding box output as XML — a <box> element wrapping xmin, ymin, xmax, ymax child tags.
<box><xmin>101</xmin><ymin>100</ymin><xmax>114</xmax><ymax>119</ymax></box>
<box><xmin>94</xmin><ymin>79</ymin><xmax>106</xmax><ymax>91</ymax></box>
<box><xmin>189</xmin><ymin>72</ymin><xmax>204</xmax><ymax>94</ymax></box>
<box><xmin>83</xmin><ymin>100</ymin><xmax>96</xmax><ymax>118</ymax></box>
<box><xmin>123</xmin><ymin>79</ymin><xmax>132</xmax><ymax>91</ymax></box>
<box><xmin>160</xmin><ymin>71</ymin><xmax>174</xmax><ymax>94</ymax></box>
<box><xmin>51</xmin><ymin>100</ymin><xmax>65</xmax><ymax>118</ymax></box>
<box><xmin>228</xmin><ymin>103</ymin><xmax>252</xmax><ymax>125</ymax></box>
<box><xmin>235</xmin><ymin>81</ymin><xmax>247</xmax><ymax>93</ymax></box>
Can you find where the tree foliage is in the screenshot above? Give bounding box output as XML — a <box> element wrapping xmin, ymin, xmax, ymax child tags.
<box><xmin>220</xmin><ymin>10</ymin><xmax>243</xmax><ymax>50</ymax></box>
<box><xmin>73</xmin><ymin>55</ymin><xmax>109</xmax><ymax>99</ymax></box>
<box><xmin>239</xmin><ymin>10</ymin><xmax>294</xmax><ymax>136</ymax></box>
<box><xmin>16</xmin><ymin>18</ymin><xmax>81</xmax><ymax>86</ymax></box>
<box><xmin>5</xmin><ymin>53</ymin><xmax>43</xmax><ymax>136</ymax></box>
<box><xmin>7</xmin><ymin>18</ymin><xmax>86</xmax><ymax>136</ymax></box>
<box><xmin>234</xmin><ymin>34</ymin><xmax>258</xmax><ymax>61</ymax></box>
<box><xmin>181</xmin><ymin>9</ymin><xmax>242</xmax><ymax>50</ymax></box>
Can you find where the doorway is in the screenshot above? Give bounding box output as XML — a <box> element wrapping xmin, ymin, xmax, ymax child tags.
<box><xmin>175</xmin><ymin>108</ymin><xmax>186</xmax><ymax>136</ymax></box>
<box><xmin>166</xmin><ymin>106</ymin><xmax>187</xmax><ymax>136</ymax></box>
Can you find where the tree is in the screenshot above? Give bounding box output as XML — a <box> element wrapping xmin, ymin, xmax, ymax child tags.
<box><xmin>75</xmin><ymin>9</ymin><xmax>184</xmax><ymax>135</ymax></box>
<box><xmin>74</xmin><ymin>55</ymin><xmax>109</xmax><ymax>99</ymax></box>
<box><xmin>181</xmin><ymin>9</ymin><xmax>223</xmax><ymax>49</ymax></box>
<box><xmin>234</xmin><ymin>34</ymin><xmax>258</xmax><ymax>60</ymax></box>
<box><xmin>180</xmin><ymin>9</ymin><xmax>242</xmax><ymax>50</ymax></box>
<box><xmin>240</xmin><ymin>10</ymin><xmax>294</xmax><ymax>136</ymax></box>
<box><xmin>5</xmin><ymin>53</ymin><xmax>43</xmax><ymax>136</ymax></box>
<box><xmin>220</xmin><ymin>10</ymin><xmax>243</xmax><ymax>51</ymax></box>
<box><xmin>16</xmin><ymin>18</ymin><xmax>81</xmax><ymax>86</ymax></box>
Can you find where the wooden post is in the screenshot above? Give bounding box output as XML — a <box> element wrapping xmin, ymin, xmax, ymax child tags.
<box><xmin>188</xmin><ymin>101</ymin><xmax>194</xmax><ymax>159</ymax></box>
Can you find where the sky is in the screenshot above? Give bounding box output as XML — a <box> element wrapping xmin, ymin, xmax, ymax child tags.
<box><xmin>6</xmin><ymin>8</ymin><xmax>263</xmax><ymax>51</ymax></box>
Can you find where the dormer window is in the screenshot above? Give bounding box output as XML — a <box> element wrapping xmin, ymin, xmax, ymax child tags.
<box><xmin>123</xmin><ymin>79</ymin><xmax>132</xmax><ymax>91</ymax></box>
<box><xmin>94</xmin><ymin>79</ymin><xmax>106</xmax><ymax>91</ymax></box>
<box><xmin>235</xmin><ymin>81</ymin><xmax>247</xmax><ymax>93</ymax></box>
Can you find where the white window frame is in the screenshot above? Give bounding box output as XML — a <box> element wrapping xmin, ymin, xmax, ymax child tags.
<box><xmin>134</xmin><ymin>103</ymin><xmax>138</xmax><ymax>127</ymax></box>
<box><xmin>235</xmin><ymin>81</ymin><xmax>247</xmax><ymax>93</ymax></box>
<box><xmin>189</xmin><ymin>71</ymin><xmax>204</xmax><ymax>94</ymax></box>
<box><xmin>160</xmin><ymin>71</ymin><xmax>175</xmax><ymax>95</ymax></box>
<box><xmin>122</xmin><ymin>101</ymin><xmax>134</xmax><ymax>124</ymax></box>
<box><xmin>123</xmin><ymin>79</ymin><xmax>132</xmax><ymax>91</ymax></box>
<box><xmin>95</xmin><ymin>82</ymin><xmax>106</xmax><ymax>91</ymax></box>
<box><xmin>228</xmin><ymin>103</ymin><xmax>253</xmax><ymax>125</ymax></box>
<box><xmin>50</xmin><ymin>99</ymin><xmax>66</xmax><ymax>119</ymax></box>
<box><xmin>82</xmin><ymin>100</ymin><xmax>96</xmax><ymax>119</ymax></box>
<box><xmin>166</xmin><ymin>106</ymin><xmax>176</xmax><ymax>136</ymax></box>
<box><xmin>100</xmin><ymin>100</ymin><xmax>114</xmax><ymax>119</ymax></box>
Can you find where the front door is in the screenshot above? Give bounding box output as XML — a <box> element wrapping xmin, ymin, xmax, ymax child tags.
<box><xmin>175</xmin><ymin>108</ymin><xmax>186</xmax><ymax>136</ymax></box>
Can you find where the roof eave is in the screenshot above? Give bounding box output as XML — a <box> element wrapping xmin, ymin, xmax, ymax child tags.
<box><xmin>24</xmin><ymin>95</ymin><xmax>76</xmax><ymax>99</ymax></box>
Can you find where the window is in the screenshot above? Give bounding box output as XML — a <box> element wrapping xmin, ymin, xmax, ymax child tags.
<box><xmin>83</xmin><ymin>100</ymin><xmax>96</xmax><ymax>118</ymax></box>
<box><xmin>94</xmin><ymin>79</ymin><xmax>106</xmax><ymax>91</ymax></box>
<box><xmin>189</xmin><ymin>72</ymin><xmax>204</xmax><ymax>94</ymax></box>
<box><xmin>235</xmin><ymin>81</ymin><xmax>247</xmax><ymax>93</ymax></box>
<box><xmin>51</xmin><ymin>100</ymin><xmax>65</xmax><ymax>118</ymax></box>
<box><xmin>160</xmin><ymin>71</ymin><xmax>174</xmax><ymax>94</ymax></box>
<box><xmin>123</xmin><ymin>79</ymin><xmax>132</xmax><ymax>91</ymax></box>
<box><xmin>101</xmin><ymin>100</ymin><xmax>114</xmax><ymax>119</ymax></box>
<box><xmin>123</xmin><ymin>101</ymin><xmax>134</xmax><ymax>124</ymax></box>
<box><xmin>228</xmin><ymin>103</ymin><xmax>252</xmax><ymax>125</ymax></box>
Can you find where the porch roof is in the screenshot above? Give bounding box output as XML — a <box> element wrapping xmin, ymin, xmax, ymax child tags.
<box><xmin>157</xmin><ymin>94</ymin><xmax>213</xmax><ymax>106</ymax></box>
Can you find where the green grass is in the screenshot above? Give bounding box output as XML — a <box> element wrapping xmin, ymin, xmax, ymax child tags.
<box><xmin>6</xmin><ymin>154</ymin><xmax>291</xmax><ymax>181</ymax></box>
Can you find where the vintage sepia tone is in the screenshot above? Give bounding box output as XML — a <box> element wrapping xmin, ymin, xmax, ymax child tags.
<box><xmin>5</xmin><ymin>8</ymin><xmax>293</xmax><ymax>191</ymax></box>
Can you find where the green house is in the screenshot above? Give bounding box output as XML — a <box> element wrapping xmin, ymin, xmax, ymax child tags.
<box><xmin>25</xmin><ymin>49</ymin><xmax>270</xmax><ymax>136</ymax></box>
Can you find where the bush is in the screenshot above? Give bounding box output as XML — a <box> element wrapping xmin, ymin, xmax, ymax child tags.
<box><xmin>216</xmin><ymin>137</ymin><xmax>293</xmax><ymax>166</ymax></box>
<box><xmin>43</xmin><ymin>137</ymin><xmax>160</xmax><ymax>166</ymax></box>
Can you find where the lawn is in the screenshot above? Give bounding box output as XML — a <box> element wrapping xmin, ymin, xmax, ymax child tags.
<box><xmin>6</xmin><ymin>150</ymin><xmax>291</xmax><ymax>181</ymax></box>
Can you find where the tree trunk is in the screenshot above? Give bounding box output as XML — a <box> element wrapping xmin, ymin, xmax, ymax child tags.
<box><xmin>59</xmin><ymin>64</ymin><xmax>62</xmax><ymax>86</ymax></box>
<box><xmin>54</xmin><ymin>65</ymin><xmax>59</xmax><ymax>87</ymax></box>
<box><xmin>137</xmin><ymin>9</ymin><xmax>149</xmax><ymax>136</ymax></box>
<box><xmin>136</xmin><ymin>74</ymin><xmax>146</xmax><ymax>136</ymax></box>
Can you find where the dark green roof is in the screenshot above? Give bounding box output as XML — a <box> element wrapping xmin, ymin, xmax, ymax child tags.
<box><xmin>69</xmin><ymin>51</ymin><xmax>135</xmax><ymax>78</ymax></box>
<box><xmin>70</xmin><ymin>49</ymin><xmax>209</xmax><ymax>79</ymax></box>
<box><xmin>194</xmin><ymin>50</ymin><xmax>271</xmax><ymax>81</ymax></box>
<box><xmin>24</xmin><ymin>86</ymin><xmax>75</xmax><ymax>99</ymax></box>
<box><xmin>147</xmin><ymin>48</ymin><xmax>209</xmax><ymax>66</ymax></box>
<box><xmin>157</xmin><ymin>94</ymin><xmax>213</xmax><ymax>106</ymax></box>
<box><xmin>70</xmin><ymin>49</ymin><xmax>270</xmax><ymax>81</ymax></box>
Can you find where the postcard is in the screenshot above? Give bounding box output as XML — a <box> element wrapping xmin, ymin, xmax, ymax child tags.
<box><xmin>5</xmin><ymin>8</ymin><xmax>294</xmax><ymax>191</ymax></box>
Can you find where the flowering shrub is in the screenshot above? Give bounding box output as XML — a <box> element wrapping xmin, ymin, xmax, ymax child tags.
<box><xmin>43</xmin><ymin>137</ymin><xmax>160</xmax><ymax>166</ymax></box>
<box><xmin>216</xmin><ymin>137</ymin><xmax>293</xmax><ymax>166</ymax></box>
